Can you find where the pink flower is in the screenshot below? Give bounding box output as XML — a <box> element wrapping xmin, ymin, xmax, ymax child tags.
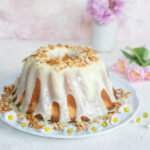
<box><xmin>87</xmin><ymin>0</ymin><xmax>125</xmax><ymax>25</ymax></box>
<box><xmin>144</xmin><ymin>67</ymin><xmax>150</xmax><ymax>81</ymax></box>
<box><xmin>87</xmin><ymin>0</ymin><xmax>113</xmax><ymax>25</ymax></box>
<box><xmin>112</xmin><ymin>59</ymin><xmax>128</xmax><ymax>74</ymax></box>
<box><xmin>109</xmin><ymin>0</ymin><xmax>125</xmax><ymax>17</ymax></box>
<box><xmin>128</xmin><ymin>66</ymin><xmax>145</xmax><ymax>82</ymax></box>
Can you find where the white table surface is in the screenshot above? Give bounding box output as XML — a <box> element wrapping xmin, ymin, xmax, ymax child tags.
<box><xmin>0</xmin><ymin>40</ymin><xmax>150</xmax><ymax>150</ymax></box>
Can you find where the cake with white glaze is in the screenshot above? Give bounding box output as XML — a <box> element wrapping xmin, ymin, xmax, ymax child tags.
<box><xmin>11</xmin><ymin>43</ymin><xmax>118</xmax><ymax>123</ymax></box>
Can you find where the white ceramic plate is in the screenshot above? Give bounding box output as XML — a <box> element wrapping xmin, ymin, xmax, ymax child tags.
<box><xmin>0</xmin><ymin>73</ymin><xmax>140</xmax><ymax>139</ymax></box>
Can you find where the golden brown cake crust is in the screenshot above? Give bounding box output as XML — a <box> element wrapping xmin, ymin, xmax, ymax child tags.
<box><xmin>27</xmin><ymin>78</ymin><xmax>41</xmax><ymax>114</ymax></box>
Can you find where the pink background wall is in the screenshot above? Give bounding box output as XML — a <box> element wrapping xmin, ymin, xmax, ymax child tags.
<box><xmin>0</xmin><ymin>0</ymin><xmax>150</xmax><ymax>41</ymax></box>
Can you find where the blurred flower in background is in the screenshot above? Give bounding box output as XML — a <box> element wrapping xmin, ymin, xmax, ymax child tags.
<box><xmin>112</xmin><ymin>59</ymin><xmax>128</xmax><ymax>74</ymax></box>
<box><xmin>87</xmin><ymin>0</ymin><xmax>125</xmax><ymax>25</ymax></box>
<box><xmin>0</xmin><ymin>0</ymin><xmax>150</xmax><ymax>41</ymax></box>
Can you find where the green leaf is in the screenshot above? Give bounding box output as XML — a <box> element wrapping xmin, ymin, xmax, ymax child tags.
<box><xmin>129</xmin><ymin>59</ymin><xmax>134</xmax><ymax>64</ymax></box>
<box><xmin>121</xmin><ymin>50</ymin><xmax>136</xmax><ymax>60</ymax></box>
<box><xmin>121</xmin><ymin>46</ymin><xmax>150</xmax><ymax>68</ymax></box>
<box><xmin>126</xmin><ymin>46</ymin><xmax>143</xmax><ymax>65</ymax></box>
<box><xmin>142</xmin><ymin>59</ymin><xmax>150</xmax><ymax>67</ymax></box>
<box><xmin>121</xmin><ymin>49</ymin><xmax>142</xmax><ymax>66</ymax></box>
<box><xmin>143</xmin><ymin>49</ymin><xmax>149</xmax><ymax>61</ymax></box>
<box><xmin>131</xmin><ymin>47</ymin><xmax>149</xmax><ymax>64</ymax></box>
<box><xmin>134</xmin><ymin>58</ymin><xmax>143</xmax><ymax>66</ymax></box>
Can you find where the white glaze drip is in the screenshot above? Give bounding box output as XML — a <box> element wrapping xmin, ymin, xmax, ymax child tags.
<box><xmin>13</xmin><ymin>46</ymin><xmax>117</xmax><ymax>123</ymax></box>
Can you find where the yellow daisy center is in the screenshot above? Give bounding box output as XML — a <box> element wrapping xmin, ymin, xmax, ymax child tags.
<box><xmin>143</xmin><ymin>113</ymin><xmax>148</xmax><ymax>118</ymax></box>
<box><xmin>92</xmin><ymin>127</ymin><xmax>97</xmax><ymax>132</ymax></box>
<box><xmin>136</xmin><ymin>118</ymin><xmax>141</xmax><ymax>123</ymax></box>
<box><xmin>102</xmin><ymin>122</ymin><xmax>107</xmax><ymax>127</ymax></box>
<box><xmin>22</xmin><ymin>123</ymin><xmax>26</xmax><ymax>127</ymax></box>
<box><xmin>67</xmin><ymin>129</ymin><xmax>73</xmax><ymax>134</ymax></box>
<box><xmin>45</xmin><ymin>127</ymin><xmax>50</xmax><ymax>132</ymax></box>
<box><xmin>8</xmin><ymin>115</ymin><xmax>13</xmax><ymax>120</ymax></box>
<box><xmin>124</xmin><ymin>107</ymin><xmax>129</xmax><ymax>112</ymax></box>
<box><xmin>113</xmin><ymin>118</ymin><xmax>118</xmax><ymax>123</ymax></box>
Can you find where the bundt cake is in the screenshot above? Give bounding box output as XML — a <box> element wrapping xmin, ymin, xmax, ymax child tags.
<box><xmin>11</xmin><ymin>43</ymin><xmax>117</xmax><ymax>123</ymax></box>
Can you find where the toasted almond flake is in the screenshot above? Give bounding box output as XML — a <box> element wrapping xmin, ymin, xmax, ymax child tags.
<box><xmin>48</xmin><ymin>44</ymin><xmax>55</xmax><ymax>49</ymax></box>
<box><xmin>26</xmin><ymin>113</ymin><xmax>36</xmax><ymax>123</ymax></box>
<box><xmin>65</xmin><ymin>44</ymin><xmax>73</xmax><ymax>49</ymax></box>
<box><xmin>75</xmin><ymin>121</ymin><xmax>88</xmax><ymax>130</ymax></box>
<box><xmin>93</xmin><ymin>118</ymin><xmax>101</xmax><ymax>123</ymax></box>
<box><xmin>56</xmin><ymin>43</ymin><xmax>63</xmax><ymax>47</ymax></box>
<box><xmin>78</xmin><ymin>46</ymin><xmax>83</xmax><ymax>50</ymax></box>
<box><xmin>76</xmin><ymin>127</ymin><xmax>83</xmax><ymax>132</ymax></box>
<box><xmin>116</xmin><ymin>88</ymin><xmax>125</xmax><ymax>94</ymax></box>
<box><xmin>86</xmin><ymin>45</ymin><xmax>93</xmax><ymax>50</ymax></box>
<box><xmin>114</xmin><ymin>102</ymin><xmax>122</xmax><ymax>108</ymax></box>
<box><xmin>124</xmin><ymin>92</ymin><xmax>131</xmax><ymax>98</ymax></box>
<box><xmin>103</xmin><ymin>112</ymin><xmax>115</xmax><ymax>120</ymax></box>
<box><xmin>48</xmin><ymin>122</ymin><xmax>64</xmax><ymax>130</ymax></box>
<box><xmin>23</xmin><ymin>57</ymin><xmax>29</xmax><ymax>62</ymax></box>
<box><xmin>4</xmin><ymin>85</ymin><xmax>15</xmax><ymax>95</ymax></box>
<box><xmin>22</xmin><ymin>44</ymin><xmax>100</xmax><ymax>71</ymax></box>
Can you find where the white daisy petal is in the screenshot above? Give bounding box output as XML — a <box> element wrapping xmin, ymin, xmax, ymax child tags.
<box><xmin>133</xmin><ymin>116</ymin><xmax>142</xmax><ymax>125</ymax></box>
<box><xmin>63</xmin><ymin>125</ymin><xmax>76</xmax><ymax>135</ymax></box>
<box><xmin>41</xmin><ymin>125</ymin><xmax>54</xmax><ymax>134</ymax></box>
<box><xmin>4</xmin><ymin>111</ymin><xmax>17</xmax><ymax>122</ymax></box>
<box><xmin>119</xmin><ymin>104</ymin><xmax>130</xmax><ymax>113</ymax></box>
<box><xmin>101</xmin><ymin>120</ymin><xmax>109</xmax><ymax>128</ymax></box>
<box><xmin>20</xmin><ymin>119</ymin><xmax>30</xmax><ymax>128</ymax></box>
<box><xmin>88</xmin><ymin>123</ymin><xmax>101</xmax><ymax>133</ymax></box>
<box><xmin>111</xmin><ymin>115</ymin><xmax>120</xmax><ymax>125</ymax></box>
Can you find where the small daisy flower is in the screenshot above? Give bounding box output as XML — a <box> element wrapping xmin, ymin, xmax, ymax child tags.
<box><xmin>119</xmin><ymin>104</ymin><xmax>130</xmax><ymax>113</ymax></box>
<box><xmin>4</xmin><ymin>111</ymin><xmax>17</xmax><ymax>122</ymax></box>
<box><xmin>101</xmin><ymin>121</ymin><xmax>109</xmax><ymax>128</ymax></box>
<box><xmin>88</xmin><ymin>123</ymin><xmax>101</xmax><ymax>133</ymax></box>
<box><xmin>41</xmin><ymin>125</ymin><xmax>55</xmax><ymax>134</ymax></box>
<box><xmin>63</xmin><ymin>125</ymin><xmax>76</xmax><ymax>135</ymax></box>
<box><xmin>133</xmin><ymin>116</ymin><xmax>142</xmax><ymax>125</ymax></box>
<box><xmin>143</xmin><ymin>112</ymin><xmax>148</xmax><ymax>119</ymax></box>
<box><xmin>20</xmin><ymin>119</ymin><xmax>30</xmax><ymax>128</ymax></box>
<box><xmin>142</xmin><ymin>112</ymin><xmax>149</xmax><ymax>125</ymax></box>
<box><xmin>111</xmin><ymin>115</ymin><xmax>120</xmax><ymax>124</ymax></box>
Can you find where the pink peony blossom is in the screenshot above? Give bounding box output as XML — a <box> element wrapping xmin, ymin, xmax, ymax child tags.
<box><xmin>112</xmin><ymin>59</ymin><xmax>128</xmax><ymax>74</ymax></box>
<box><xmin>87</xmin><ymin>0</ymin><xmax>125</xmax><ymax>25</ymax></box>
<box><xmin>144</xmin><ymin>67</ymin><xmax>150</xmax><ymax>81</ymax></box>
<box><xmin>128</xmin><ymin>66</ymin><xmax>145</xmax><ymax>82</ymax></box>
<box><xmin>87</xmin><ymin>0</ymin><xmax>114</xmax><ymax>25</ymax></box>
<box><xmin>109</xmin><ymin>0</ymin><xmax>125</xmax><ymax>17</ymax></box>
